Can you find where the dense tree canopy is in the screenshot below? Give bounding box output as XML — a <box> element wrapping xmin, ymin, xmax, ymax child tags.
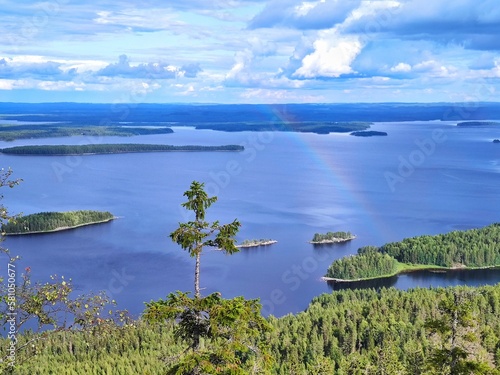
<box><xmin>4</xmin><ymin>284</ymin><xmax>500</xmax><ymax>374</ymax></box>
<box><xmin>0</xmin><ymin>124</ymin><xmax>173</xmax><ymax>141</ymax></box>
<box><xmin>379</xmin><ymin>223</ymin><xmax>500</xmax><ymax>267</ymax></box>
<box><xmin>326</xmin><ymin>251</ymin><xmax>399</xmax><ymax>280</ymax></box>
<box><xmin>326</xmin><ymin>224</ymin><xmax>500</xmax><ymax>281</ymax></box>
<box><xmin>0</xmin><ymin>144</ymin><xmax>244</xmax><ymax>155</ymax></box>
<box><xmin>2</xmin><ymin>210</ymin><xmax>114</xmax><ymax>234</ymax></box>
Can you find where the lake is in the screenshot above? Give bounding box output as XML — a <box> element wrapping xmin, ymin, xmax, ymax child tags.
<box><xmin>1</xmin><ymin>120</ymin><xmax>499</xmax><ymax>317</ymax></box>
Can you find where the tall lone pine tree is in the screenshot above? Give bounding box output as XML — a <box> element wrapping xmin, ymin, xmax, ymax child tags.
<box><xmin>170</xmin><ymin>181</ymin><xmax>240</xmax><ymax>298</ymax></box>
<box><xmin>144</xmin><ymin>181</ymin><xmax>272</xmax><ymax>374</ymax></box>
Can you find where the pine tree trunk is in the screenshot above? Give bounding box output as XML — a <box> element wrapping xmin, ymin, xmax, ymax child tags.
<box><xmin>194</xmin><ymin>252</ymin><xmax>201</xmax><ymax>299</ymax></box>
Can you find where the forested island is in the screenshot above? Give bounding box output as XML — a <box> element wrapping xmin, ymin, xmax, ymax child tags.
<box><xmin>457</xmin><ymin>121</ymin><xmax>500</xmax><ymax>127</ymax></box>
<box><xmin>325</xmin><ymin>223</ymin><xmax>500</xmax><ymax>281</ymax></box>
<box><xmin>195</xmin><ymin>121</ymin><xmax>372</xmax><ymax>134</ymax></box>
<box><xmin>494</xmin><ymin>139</ymin><xmax>500</xmax><ymax>143</ymax></box>
<box><xmin>0</xmin><ymin>124</ymin><xmax>173</xmax><ymax>141</ymax></box>
<box><xmin>310</xmin><ymin>231</ymin><xmax>355</xmax><ymax>244</ymax></box>
<box><xmin>1</xmin><ymin>210</ymin><xmax>115</xmax><ymax>234</ymax></box>
<box><xmin>236</xmin><ymin>239</ymin><xmax>277</xmax><ymax>248</ymax></box>
<box><xmin>350</xmin><ymin>130</ymin><xmax>388</xmax><ymax>137</ymax></box>
<box><xmin>0</xmin><ymin>144</ymin><xmax>244</xmax><ymax>155</ymax></box>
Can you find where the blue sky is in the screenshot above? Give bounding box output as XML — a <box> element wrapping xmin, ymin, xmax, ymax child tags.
<box><xmin>0</xmin><ymin>0</ymin><xmax>499</xmax><ymax>103</ymax></box>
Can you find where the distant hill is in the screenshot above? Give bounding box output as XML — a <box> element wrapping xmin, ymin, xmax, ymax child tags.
<box><xmin>2</xmin><ymin>102</ymin><xmax>500</xmax><ymax>124</ymax></box>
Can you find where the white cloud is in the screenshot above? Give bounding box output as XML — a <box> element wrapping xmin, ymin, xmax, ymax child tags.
<box><xmin>0</xmin><ymin>79</ymin><xmax>15</xmax><ymax>90</ymax></box>
<box><xmin>240</xmin><ymin>88</ymin><xmax>324</xmax><ymax>103</ymax></box>
<box><xmin>294</xmin><ymin>1</ymin><xmax>325</xmax><ymax>17</ymax></box>
<box><xmin>93</xmin><ymin>8</ymin><xmax>183</xmax><ymax>31</ymax></box>
<box><xmin>37</xmin><ymin>81</ymin><xmax>86</xmax><ymax>91</ymax></box>
<box><xmin>293</xmin><ymin>31</ymin><xmax>362</xmax><ymax>78</ymax></box>
<box><xmin>391</xmin><ymin>62</ymin><xmax>412</xmax><ymax>73</ymax></box>
<box><xmin>412</xmin><ymin>60</ymin><xmax>457</xmax><ymax>78</ymax></box>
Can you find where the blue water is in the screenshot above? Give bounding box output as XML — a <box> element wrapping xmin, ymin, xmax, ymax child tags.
<box><xmin>1</xmin><ymin>120</ymin><xmax>499</xmax><ymax>317</ymax></box>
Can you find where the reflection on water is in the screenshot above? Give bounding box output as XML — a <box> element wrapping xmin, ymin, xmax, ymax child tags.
<box><xmin>327</xmin><ymin>267</ymin><xmax>500</xmax><ymax>292</ymax></box>
<box><xmin>328</xmin><ymin>275</ymin><xmax>398</xmax><ymax>291</ymax></box>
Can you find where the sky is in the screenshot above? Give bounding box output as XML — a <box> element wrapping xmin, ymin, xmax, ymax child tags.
<box><xmin>0</xmin><ymin>0</ymin><xmax>499</xmax><ymax>104</ymax></box>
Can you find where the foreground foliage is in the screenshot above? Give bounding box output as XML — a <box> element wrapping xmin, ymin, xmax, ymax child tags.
<box><xmin>144</xmin><ymin>292</ymin><xmax>272</xmax><ymax>374</ymax></box>
<box><xmin>3</xmin><ymin>284</ymin><xmax>500</xmax><ymax>374</ymax></box>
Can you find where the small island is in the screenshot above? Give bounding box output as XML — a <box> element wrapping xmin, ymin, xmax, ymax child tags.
<box><xmin>324</xmin><ymin>223</ymin><xmax>500</xmax><ymax>282</ymax></box>
<box><xmin>0</xmin><ymin>144</ymin><xmax>244</xmax><ymax>155</ymax></box>
<box><xmin>456</xmin><ymin>121</ymin><xmax>500</xmax><ymax>127</ymax></box>
<box><xmin>2</xmin><ymin>210</ymin><xmax>115</xmax><ymax>235</ymax></box>
<box><xmin>310</xmin><ymin>231</ymin><xmax>355</xmax><ymax>244</ymax></box>
<box><xmin>236</xmin><ymin>239</ymin><xmax>277</xmax><ymax>248</ymax></box>
<box><xmin>350</xmin><ymin>131</ymin><xmax>388</xmax><ymax>137</ymax></box>
<box><xmin>493</xmin><ymin>139</ymin><xmax>500</xmax><ymax>143</ymax></box>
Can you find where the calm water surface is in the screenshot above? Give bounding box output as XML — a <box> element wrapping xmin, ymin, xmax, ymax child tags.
<box><xmin>1</xmin><ymin>121</ymin><xmax>499</xmax><ymax>317</ymax></box>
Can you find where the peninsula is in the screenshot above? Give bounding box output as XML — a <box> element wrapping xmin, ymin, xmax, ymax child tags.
<box><xmin>195</xmin><ymin>121</ymin><xmax>372</xmax><ymax>134</ymax></box>
<box><xmin>310</xmin><ymin>231</ymin><xmax>355</xmax><ymax>244</ymax></box>
<box><xmin>2</xmin><ymin>210</ymin><xmax>115</xmax><ymax>235</ymax></box>
<box><xmin>236</xmin><ymin>239</ymin><xmax>277</xmax><ymax>248</ymax></box>
<box><xmin>0</xmin><ymin>124</ymin><xmax>174</xmax><ymax>141</ymax></box>
<box><xmin>0</xmin><ymin>144</ymin><xmax>244</xmax><ymax>155</ymax></box>
<box><xmin>324</xmin><ymin>223</ymin><xmax>500</xmax><ymax>282</ymax></box>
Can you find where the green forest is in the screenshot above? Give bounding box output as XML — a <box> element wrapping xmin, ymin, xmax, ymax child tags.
<box><xmin>326</xmin><ymin>250</ymin><xmax>399</xmax><ymax>280</ymax></box>
<box><xmin>195</xmin><ymin>121</ymin><xmax>371</xmax><ymax>134</ymax></box>
<box><xmin>0</xmin><ymin>144</ymin><xmax>244</xmax><ymax>155</ymax></box>
<box><xmin>380</xmin><ymin>224</ymin><xmax>500</xmax><ymax>267</ymax></box>
<box><xmin>2</xmin><ymin>210</ymin><xmax>114</xmax><ymax>234</ymax></box>
<box><xmin>0</xmin><ymin>124</ymin><xmax>174</xmax><ymax>141</ymax></box>
<box><xmin>2</xmin><ymin>285</ymin><xmax>500</xmax><ymax>374</ymax></box>
<box><xmin>326</xmin><ymin>224</ymin><xmax>500</xmax><ymax>280</ymax></box>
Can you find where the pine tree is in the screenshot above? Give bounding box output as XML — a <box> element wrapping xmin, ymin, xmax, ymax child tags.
<box><xmin>425</xmin><ymin>290</ymin><xmax>497</xmax><ymax>374</ymax></box>
<box><xmin>144</xmin><ymin>181</ymin><xmax>272</xmax><ymax>374</ymax></box>
<box><xmin>170</xmin><ymin>181</ymin><xmax>240</xmax><ymax>299</ymax></box>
